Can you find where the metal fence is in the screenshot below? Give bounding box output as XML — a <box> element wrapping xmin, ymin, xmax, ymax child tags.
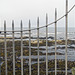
<box><xmin>0</xmin><ymin>0</ymin><xmax>75</xmax><ymax>75</ymax></box>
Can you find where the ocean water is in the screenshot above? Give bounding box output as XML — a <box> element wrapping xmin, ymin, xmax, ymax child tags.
<box><xmin>0</xmin><ymin>27</ymin><xmax>75</xmax><ymax>40</ymax></box>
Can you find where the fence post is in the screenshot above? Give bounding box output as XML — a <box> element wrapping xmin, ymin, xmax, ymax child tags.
<box><xmin>0</xmin><ymin>29</ymin><xmax>1</xmax><ymax>75</ymax></box>
<box><xmin>37</xmin><ymin>17</ymin><xmax>39</xmax><ymax>75</ymax></box>
<box><xmin>4</xmin><ymin>20</ymin><xmax>7</xmax><ymax>75</ymax></box>
<box><xmin>65</xmin><ymin>0</ymin><xmax>68</xmax><ymax>75</ymax></box>
<box><xmin>0</xmin><ymin>35</ymin><xmax>1</xmax><ymax>75</ymax></box>
<box><xmin>21</xmin><ymin>20</ymin><xmax>23</xmax><ymax>75</ymax></box>
<box><xmin>29</xmin><ymin>20</ymin><xmax>31</xmax><ymax>75</ymax></box>
<box><xmin>55</xmin><ymin>8</ymin><xmax>57</xmax><ymax>75</ymax></box>
<box><xmin>12</xmin><ymin>20</ymin><xmax>15</xmax><ymax>75</ymax></box>
<box><xmin>46</xmin><ymin>13</ymin><xmax>48</xmax><ymax>75</ymax></box>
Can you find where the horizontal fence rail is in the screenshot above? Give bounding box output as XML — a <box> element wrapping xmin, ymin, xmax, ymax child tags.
<box><xmin>0</xmin><ymin>1</ymin><xmax>75</xmax><ymax>75</ymax></box>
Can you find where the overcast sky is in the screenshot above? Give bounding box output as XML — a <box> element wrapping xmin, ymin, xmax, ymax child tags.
<box><xmin>0</xmin><ymin>0</ymin><xmax>75</xmax><ymax>28</ymax></box>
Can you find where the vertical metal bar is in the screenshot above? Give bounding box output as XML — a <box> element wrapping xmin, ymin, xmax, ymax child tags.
<box><xmin>4</xmin><ymin>21</ymin><xmax>7</xmax><ymax>75</ymax></box>
<box><xmin>0</xmin><ymin>29</ymin><xmax>1</xmax><ymax>75</ymax></box>
<box><xmin>21</xmin><ymin>20</ymin><xmax>23</xmax><ymax>75</ymax></box>
<box><xmin>46</xmin><ymin>14</ymin><xmax>48</xmax><ymax>75</ymax></box>
<box><xmin>65</xmin><ymin>0</ymin><xmax>68</xmax><ymax>75</ymax></box>
<box><xmin>37</xmin><ymin>17</ymin><xmax>39</xmax><ymax>75</ymax></box>
<box><xmin>29</xmin><ymin>20</ymin><xmax>31</xmax><ymax>75</ymax></box>
<box><xmin>55</xmin><ymin>8</ymin><xmax>57</xmax><ymax>75</ymax></box>
<box><xmin>0</xmin><ymin>50</ymin><xmax>1</xmax><ymax>75</ymax></box>
<box><xmin>0</xmin><ymin>37</ymin><xmax>1</xmax><ymax>75</ymax></box>
<box><xmin>12</xmin><ymin>20</ymin><xmax>15</xmax><ymax>75</ymax></box>
<box><xmin>0</xmin><ymin>31</ymin><xmax>1</xmax><ymax>75</ymax></box>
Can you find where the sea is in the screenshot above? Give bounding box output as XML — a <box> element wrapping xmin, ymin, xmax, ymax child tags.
<box><xmin>0</xmin><ymin>27</ymin><xmax>75</xmax><ymax>40</ymax></box>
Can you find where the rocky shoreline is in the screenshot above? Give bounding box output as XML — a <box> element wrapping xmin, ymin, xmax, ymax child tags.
<box><xmin>0</xmin><ymin>39</ymin><xmax>75</xmax><ymax>75</ymax></box>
